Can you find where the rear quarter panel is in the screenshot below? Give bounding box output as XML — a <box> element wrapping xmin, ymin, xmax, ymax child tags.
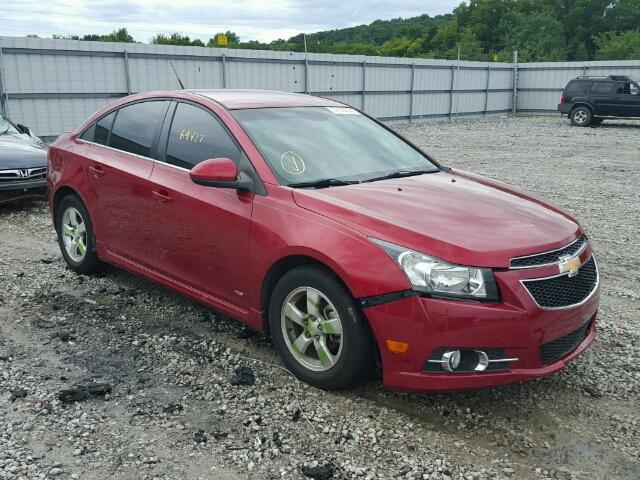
<box><xmin>47</xmin><ymin>133</ymin><xmax>90</xmax><ymax>223</ymax></box>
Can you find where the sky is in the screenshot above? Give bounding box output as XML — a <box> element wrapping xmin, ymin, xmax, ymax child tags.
<box><xmin>1</xmin><ymin>0</ymin><xmax>461</xmax><ymax>43</ymax></box>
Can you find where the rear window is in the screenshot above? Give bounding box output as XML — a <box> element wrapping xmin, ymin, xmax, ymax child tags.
<box><xmin>109</xmin><ymin>101</ymin><xmax>168</xmax><ymax>158</ymax></box>
<box><xmin>566</xmin><ymin>80</ymin><xmax>592</xmax><ymax>94</ymax></box>
<box><xmin>79</xmin><ymin>111</ymin><xmax>115</xmax><ymax>145</ymax></box>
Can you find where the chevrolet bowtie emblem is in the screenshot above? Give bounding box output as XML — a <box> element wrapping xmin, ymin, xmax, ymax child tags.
<box><xmin>559</xmin><ymin>254</ymin><xmax>581</xmax><ymax>277</ymax></box>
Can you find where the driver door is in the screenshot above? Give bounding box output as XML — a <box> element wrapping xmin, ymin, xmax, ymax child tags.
<box><xmin>145</xmin><ymin>101</ymin><xmax>254</xmax><ymax>308</ymax></box>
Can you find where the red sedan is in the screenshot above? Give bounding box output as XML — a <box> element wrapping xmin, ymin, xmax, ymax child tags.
<box><xmin>47</xmin><ymin>90</ymin><xmax>599</xmax><ymax>392</ymax></box>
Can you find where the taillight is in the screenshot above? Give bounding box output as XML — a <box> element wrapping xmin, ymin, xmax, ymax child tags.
<box><xmin>560</xmin><ymin>93</ymin><xmax>567</xmax><ymax>104</ymax></box>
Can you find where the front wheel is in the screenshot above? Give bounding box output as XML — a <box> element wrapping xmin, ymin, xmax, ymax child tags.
<box><xmin>570</xmin><ymin>107</ymin><xmax>593</xmax><ymax>127</ymax></box>
<box><xmin>269</xmin><ymin>265</ymin><xmax>375</xmax><ymax>390</ymax></box>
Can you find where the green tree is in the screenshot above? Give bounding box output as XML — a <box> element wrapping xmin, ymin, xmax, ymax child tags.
<box><xmin>501</xmin><ymin>9</ymin><xmax>568</xmax><ymax>61</ymax></box>
<box><xmin>377</xmin><ymin>38</ymin><xmax>413</xmax><ymax>57</ymax></box>
<box><xmin>428</xmin><ymin>22</ymin><xmax>485</xmax><ymax>60</ymax></box>
<box><xmin>594</xmin><ymin>28</ymin><xmax>640</xmax><ymax>59</ymax></box>
<box><xmin>150</xmin><ymin>33</ymin><xmax>203</xmax><ymax>46</ymax></box>
<box><xmin>83</xmin><ymin>28</ymin><xmax>135</xmax><ymax>43</ymax></box>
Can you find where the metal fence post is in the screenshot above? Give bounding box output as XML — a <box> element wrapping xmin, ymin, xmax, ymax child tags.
<box><xmin>512</xmin><ymin>50</ymin><xmax>518</xmax><ymax>116</ymax></box>
<box><xmin>361</xmin><ymin>59</ymin><xmax>367</xmax><ymax>112</ymax></box>
<box><xmin>221</xmin><ymin>53</ymin><xmax>227</xmax><ymax>88</ymax></box>
<box><xmin>0</xmin><ymin>43</ymin><xmax>7</xmax><ymax>117</ymax></box>
<box><xmin>123</xmin><ymin>50</ymin><xmax>131</xmax><ymax>95</ymax></box>
<box><xmin>484</xmin><ymin>64</ymin><xmax>491</xmax><ymax>116</ymax></box>
<box><xmin>304</xmin><ymin>57</ymin><xmax>310</xmax><ymax>94</ymax></box>
<box><xmin>448</xmin><ymin>64</ymin><xmax>456</xmax><ymax>120</ymax></box>
<box><xmin>409</xmin><ymin>63</ymin><xmax>415</xmax><ymax>123</ymax></box>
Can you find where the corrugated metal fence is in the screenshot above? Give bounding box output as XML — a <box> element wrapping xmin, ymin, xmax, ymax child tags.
<box><xmin>0</xmin><ymin>37</ymin><xmax>639</xmax><ymax>141</ymax></box>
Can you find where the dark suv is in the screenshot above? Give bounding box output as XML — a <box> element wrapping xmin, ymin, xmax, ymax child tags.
<box><xmin>558</xmin><ymin>75</ymin><xmax>640</xmax><ymax>126</ymax></box>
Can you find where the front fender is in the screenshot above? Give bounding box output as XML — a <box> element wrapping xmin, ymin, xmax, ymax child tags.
<box><xmin>246</xmin><ymin>187</ymin><xmax>410</xmax><ymax>311</ymax></box>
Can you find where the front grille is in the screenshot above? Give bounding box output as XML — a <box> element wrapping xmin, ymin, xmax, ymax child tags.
<box><xmin>511</xmin><ymin>236</ymin><xmax>587</xmax><ymax>268</ymax></box>
<box><xmin>522</xmin><ymin>256</ymin><xmax>598</xmax><ymax>308</ymax></box>
<box><xmin>540</xmin><ymin>320</ymin><xmax>591</xmax><ymax>365</ymax></box>
<box><xmin>0</xmin><ymin>167</ymin><xmax>47</xmax><ymax>183</ymax></box>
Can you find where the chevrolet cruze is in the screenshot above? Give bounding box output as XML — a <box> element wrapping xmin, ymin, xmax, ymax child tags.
<box><xmin>47</xmin><ymin>90</ymin><xmax>600</xmax><ymax>392</ymax></box>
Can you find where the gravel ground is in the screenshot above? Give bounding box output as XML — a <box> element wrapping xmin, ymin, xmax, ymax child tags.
<box><xmin>1</xmin><ymin>116</ymin><xmax>639</xmax><ymax>480</ymax></box>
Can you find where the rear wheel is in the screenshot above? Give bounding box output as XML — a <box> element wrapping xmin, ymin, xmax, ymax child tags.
<box><xmin>269</xmin><ymin>265</ymin><xmax>375</xmax><ymax>390</ymax></box>
<box><xmin>56</xmin><ymin>195</ymin><xmax>100</xmax><ymax>274</ymax></box>
<box><xmin>570</xmin><ymin>106</ymin><xmax>593</xmax><ymax>127</ymax></box>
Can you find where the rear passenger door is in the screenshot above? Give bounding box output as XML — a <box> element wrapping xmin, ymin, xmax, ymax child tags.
<box><xmin>589</xmin><ymin>81</ymin><xmax>619</xmax><ymax>116</ymax></box>
<box><xmin>79</xmin><ymin>100</ymin><xmax>171</xmax><ymax>265</ymax></box>
<box><xmin>146</xmin><ymin>101</ymin><xmax>254</xmax><ymax>308</ymax></box>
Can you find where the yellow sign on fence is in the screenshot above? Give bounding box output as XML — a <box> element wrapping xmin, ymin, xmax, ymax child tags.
<box><xmin>217</xmin><ymin>35</ymin><xmax>228</xmax><ymax>47</ymax></box>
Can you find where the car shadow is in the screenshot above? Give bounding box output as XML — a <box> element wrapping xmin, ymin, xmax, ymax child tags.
<box><xmin>595</xmin><ymin>121</ymin><xmax>640</xmax><ymax>129</ymax></box>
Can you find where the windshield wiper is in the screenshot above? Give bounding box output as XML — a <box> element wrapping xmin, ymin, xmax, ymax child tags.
<box><xmin>288</xmin><ymin>178</ymin><xmax>360</xmax><ymax>189</ymax></box>
<box><xmin>362</xmin><ymin>169</ymin><xmax>436</xmax><ymax>183</ymax></box>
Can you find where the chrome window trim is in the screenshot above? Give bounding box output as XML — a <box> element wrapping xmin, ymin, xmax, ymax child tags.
<box><xmin>520</xmin><ymin>254</ymin><xmax>599</xmax><ymax>310</ymax></box>
<box><xmin>153</xmin><ymin>159</ymin><xmax>190</xmax><ymax>172</ymax></box>
<box><xmin>77</xmin><ymin>138</ymin><xmax>156</xmax><ymax>163</ymax></box>
<box><xmin>510</xmin><ymin>236</ymin><xmax>587</xmax><ymax>270</ymax></box>
<box><xmin>78</xmin><ymin>138</ymin><xmax>193</xmax><ymax>173</ymax></box>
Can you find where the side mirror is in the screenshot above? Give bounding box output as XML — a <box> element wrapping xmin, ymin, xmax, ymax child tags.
<box><xmin>17</xmin><ymin>124</ymin><xmax>31</xmax><ymax>135</ymax></box>
<box><xmin>190</xmin><ymin>158</ymin><xmax>252</xmax><ymax>191</ymax></box>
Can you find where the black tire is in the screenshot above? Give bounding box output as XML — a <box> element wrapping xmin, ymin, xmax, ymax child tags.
<box><xmin>570</xmin><ymin>106</ymin><xmax>593</xmax><ymax>127</ymax></box>
<box><xmin>55</xmin><ymin>194</ymin><xmax>101</xmax><ymax>274</ymax></box>
<box><xmin>269</xmin><ymin>265</ymin><xmax>375</xmax><ymax>390</ymax></box>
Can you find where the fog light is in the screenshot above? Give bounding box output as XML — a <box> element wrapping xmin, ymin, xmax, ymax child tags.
<box><xmin>474</xmin><ymin>350</ymin><xmax>489</xmax><ymax>371</ymax></box>
<box><xmin>441</xmin><ymin>350</ymin><xmax>461</xmax><ymax>372</ymax></box>
<box><xmin>425</xmin><ymin>348</ymin><xmax>519</xmax><ymax>373</ymax></box>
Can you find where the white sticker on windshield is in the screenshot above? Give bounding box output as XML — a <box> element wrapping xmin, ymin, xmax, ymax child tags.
<box><xmin>325</xmin><ymin>107</ymin><xmax>361</xmax><ymax>115</ymax></box>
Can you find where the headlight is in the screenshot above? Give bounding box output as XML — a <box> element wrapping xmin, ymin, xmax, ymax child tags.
<box><xmin>372</xmin><ymin>239</ymin><xmax>499</xmax><ymax>301</ymax></box>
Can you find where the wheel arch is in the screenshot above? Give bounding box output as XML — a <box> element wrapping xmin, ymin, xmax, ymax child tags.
<box><xmin>52</xmin><ymin>186</ymin><xmax>85</xmax><ymax>231</ymax></box>
<box><xmin>260</xmin><ymin>253</ymin><xmax>357</xmax><ymax>332</ymax></box>
<box><xmin>571</xmin><ymin>102</ymin><xmax>594</xmax><ymax>114</ymax></box>
<box><xmin>260</xmin><ymin>252</ymin><xmax>382</xmax><ymax>377</ymax></box>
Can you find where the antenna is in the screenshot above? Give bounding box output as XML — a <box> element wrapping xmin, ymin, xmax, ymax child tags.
<box><xmin>169</xmin><ymin>61</ymin><xmax>185</xmax><ymax>90</ymax></box>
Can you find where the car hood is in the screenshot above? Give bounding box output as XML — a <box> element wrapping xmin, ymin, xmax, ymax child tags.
<box><xmin>292</xmin><ymin>169</ymin><xmax>581</xmax><ymax>268</ymax></box>
<box><xmin>0</xmin><ymin>133</ymin><xmax>48</xmax><ymax>169</ymax></box>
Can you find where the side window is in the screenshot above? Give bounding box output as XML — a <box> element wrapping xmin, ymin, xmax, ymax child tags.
<box><xmin>566</xmin><ymin>81</ymin><xmax>591</xmax><ymax>95</ymax></box>
<box><xmin>79</xmin><ymin>111</ymin><xmax>115</xmax><ymax>145</ymax></box>
<box><xmin>590</xmin><ymin>82</ymin><xmax>617</xmax><ymax>95</ymax></box>
<box><xmin>79</xmin><ymin>123</ymin><xmax>95</xmax><ymax>142</ymax></box>
<box><xmin>164</xmin><ymin>102</ymin><xmax>242</xmax><ymax>170</ymax></box>
<box><xmin>630</xmin><ymin>83</ymin><xmax>640</xmax><ymax>95</ymax></box>
<box><xmin>109</xmin><ymin>101</ymin><xmax>168</xmax><ymax>157</ymax></box>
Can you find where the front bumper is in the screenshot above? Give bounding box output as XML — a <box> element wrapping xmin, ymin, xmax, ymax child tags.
<box><xmin>0</xmin><ymin>179</ymin><xmax>47</xmax><ymax>203</ymax></box>
<box><xmin>364</xmin><ymin>247</ymin><xmax>600</xmax><ymax>392</ymax></box>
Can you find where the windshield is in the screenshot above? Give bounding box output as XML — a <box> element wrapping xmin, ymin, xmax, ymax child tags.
<box><xmin>232</xmin><ymin>106</ymin><xmax>438</xmax><ymax>186</ymax></box>
<box><xmin>0</xmin><ymin>114</ymin><xmax>20</xmax><ymax>135</ymax></box>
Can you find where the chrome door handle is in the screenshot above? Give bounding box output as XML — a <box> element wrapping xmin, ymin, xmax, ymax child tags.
<box><xmin>89</xmin><ymin>165</ymin><xmax>104</xmax><ymax>178</ymax></box>
<box><xmin>152</xmin><ymin>190</ymin><xmax>172</xmax><ymax>204</ymax></box>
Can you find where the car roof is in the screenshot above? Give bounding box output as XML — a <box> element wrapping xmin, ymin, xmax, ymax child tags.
<box><xmin>187</xmin><ymin>89</ymin><xmax>345</xmax><ymax>110</ymax></box>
